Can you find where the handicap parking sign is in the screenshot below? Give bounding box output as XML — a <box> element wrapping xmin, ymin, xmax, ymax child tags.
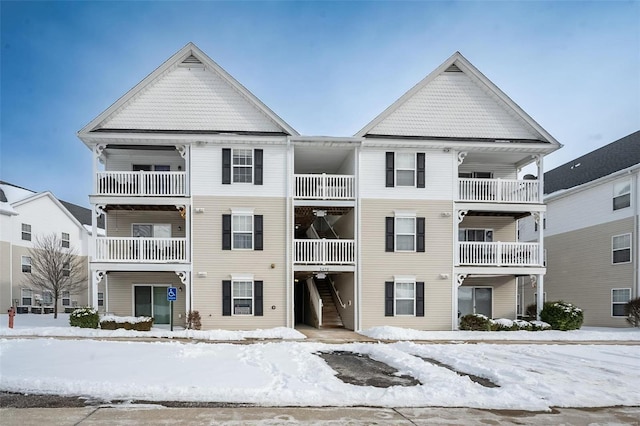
<box><xmin>167</xmin><ymin>287</ymin><xmax>177</xmax><ymax>301</ymax></box>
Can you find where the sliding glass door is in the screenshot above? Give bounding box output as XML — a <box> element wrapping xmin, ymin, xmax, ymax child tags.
<box><xmin>134</xmin><ymin>285</ymin><xmax>170</xmax><ymax>324</ymax></box>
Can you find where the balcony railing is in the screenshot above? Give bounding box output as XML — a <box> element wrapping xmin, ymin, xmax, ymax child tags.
<box><xmin>294</xmin><ymin>239</ymin><xmax>355</xmax><ymax>264</ymax></box>
<box><xmin>458</xmin><ymin>179</ymin><xmax>539</xmax><ymax>203</ymax></box>
<box><xmin>295</xmin><ymin>174</ymin><xmax>355</xmax><ymax>200</ymax></box>
<box><xmin>458</xmin><ymin>242</ymin><xmax>541</xmax><ymax>266</ymax></box>
<box><xmin>96</xmin><ymin>171</ymin><xmax>186</xmax><ymax>196</ymax></box>
<box><xmin>95</xmin><ymin>237</ymin><xmax>187</xmax><ymax>262</ymax></box>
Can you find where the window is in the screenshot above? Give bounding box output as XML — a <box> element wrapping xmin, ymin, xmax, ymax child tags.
<box><xmin>386</xmin><ymin>215</ymin><xmax>425</xmax><ymax>252</ymax></box>
<box><xmin>385</xmin><ymin>152</ymin><xmax>425</xmax><ymax>188</ymax></box>
<box><xmin>459</xmin><ymin>229</ymin><xmax>493</xmax><ymax>242</ymax></box>
<box><xmin>62</xmin><ymin>262</ymin><xmax>70</xmax><ymax>277</ymax></box>
<box><xmin>458</xmin><ymin>171</ymin><xmax>493</xmax><ymax>179</ymax></box>
<box><xmin>232</xmin><ymin>215</ymin><xmax>253</xmax><ymax>250</ymax></box>
<box><xmin>385</xmin><ymin>280</ymin><xmax>424</xmax><ymax>316</ymax></box>
<box><xmin>612</xmin><ymin>288</ymin><xmax>631</xmax><ymax>317</ymax></box>
<box><xmin>21</xmin><ymin>256</ymin><xmax>31</xmax><ymax>273</ymax></box>
<box><xmin>233</xmin><ymin>149</ymin><xmax>253</xmax><ymax>183</ymax></box>
<box><xmin>98</xmin><ymin>292</ymin><xmax>104</xmax><ymax>307</ymax></box>
<box><xmin>21</xmin><ymin>288</ymin><xmax>33</xmax><ymax>306</ymax></box>
<box><xmin>21</xmin><ymin>223</ymin><xmax>31</xmax><ymax>241</ymax></box>
<box><xmin>396</xmin><ymin>153</ymin><xmax>416</xmax><ymax>186</ymax></box>
<box><xmin>132</xmin><ymin>224</ymin><xmax>171</xmax><ymax>238</ymax></box>
<box><xmin>395</xmin><ymin>281</ymin><xmax>415</xmax><ymax>316</ymax></box>
<box><xmin>613</xmin><ymin>180</ymin><xmax>631</xmax><ymax>211</ymax></box>
<box><xmin>62</xmin><ymin>291</ymin><xmax>70</xmax><ymax>306</ymax></box>
<box><xmin>222</xmin><ymin>279</ymin><xmax>263</xmax><ymax>316</ymax></box>
<box><xmin>395</xmin><ymin>217</ymin><xmax>416</xmax><ymax>251</ymax></box>
<box><xmin>612</xmin><ymin>234</ymin><xmax>631</xmax><ymax>264</ymax></box>
<box><xmin>42</xmin><ymin>291</ymin><xmax>53</xmax><ymax>306</ymax></box>
<box><xmin>222</xmin><ymin>214</ymin><xmax>263</xmax><ymax>251</ymax></box>
<box><xmin>61</xmin><ymin>232</ymin><xmax>70</xmax><ymax>248</ymax></box>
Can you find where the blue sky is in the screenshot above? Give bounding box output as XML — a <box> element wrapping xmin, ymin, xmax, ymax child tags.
<box><xmin>1</xmin><ymin>1</ymin><xmax>639</xmax><ymax>207</ymax></box>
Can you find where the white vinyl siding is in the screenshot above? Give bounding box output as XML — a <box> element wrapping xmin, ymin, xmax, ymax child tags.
<box><xmin>611</xmin><ymin>288</ymin><xmax>631</xmax><ymax>317</ymax></box>
<box><xmin>395</xmin><ymin>281</ymin><xmax>415</xmax><ymax>316</ymax></box>
<box><xmin>612</xmin><ymin>234</ymin><xmax>631</xmax><ymax>264</ymax></box>
<box><xmin>233</xmin><ymin>280</ymin><xmax>253</xmax><ymax>315</ymax></box>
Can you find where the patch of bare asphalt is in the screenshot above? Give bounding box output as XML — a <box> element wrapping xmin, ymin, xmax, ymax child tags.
<box><xmin>419</xmin><ymin>357</ymin><xmax>499</xmax><ymax>388</ymax></box>
<box><xmin>318</xmin><ymin>351</ymin><xmax>421</xmax><ymax>388</ymax></box>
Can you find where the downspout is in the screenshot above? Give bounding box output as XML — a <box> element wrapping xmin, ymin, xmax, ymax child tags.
<box><xmin>9</xmin><ymin>242</ymin><xmax>13</xmax><ymax>307</ymax></box>
<box><xmin>633</xmin><ymin>171</ymin><xmax>639</xmax><ymax>299</ymax></box>
<box><xmin>355</xmin><ymin>144</ymin><xmax>361</xmax><ymax>331</ymax></box>
<box><xmin>285</xmin><ymin>137</ymin><xmax>292</xmax><ymax>328</ymax></box>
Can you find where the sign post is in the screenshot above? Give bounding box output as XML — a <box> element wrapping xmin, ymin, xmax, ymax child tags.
<box><xmin>167</xmin><ymin>287</ymin><xmax>177</xmax><ymax>332</ymax></box>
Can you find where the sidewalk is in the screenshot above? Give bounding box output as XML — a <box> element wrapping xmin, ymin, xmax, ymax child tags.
<box><xmin>2</xmin><ymin>405</ymin><xmax>640</xmax><ymax>425</ymax></box>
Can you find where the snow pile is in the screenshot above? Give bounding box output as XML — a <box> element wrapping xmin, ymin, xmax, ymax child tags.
<box><xmin>1</xmin><ymin>338</ymin><xmax>639</xmax><ymax>411</ymax></box>
<box><xmin>0</xmin><ymin>313</ymin><xmax>305</xmax><ymax>341</ymax></box>
<box><xmin>360</xmin><ymin>325</ymin><xmax>640</xmax><ymax>341</ymax></box>
<box><xmin>101</xmin><ymin>315</ymin><xmax>152</xmax><ymax>324</ymax></box>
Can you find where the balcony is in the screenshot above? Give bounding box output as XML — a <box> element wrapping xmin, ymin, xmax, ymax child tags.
<box><xmin>458</xmin><ymin>178</ymin><xmax>539</xmax><ymax>203</ymax></box>
<box><xmin>95</xmin><ymin>237</ymin><xmax>187</xmax><ymax>263</ymax></box>
<box><xmin>295</xmin><ymin>174</ymin><xmax>355</xmax><ymax>200</ymax></box>
<box><xmin>96</xmin><ymin>171</ymin><xmax>187</xmax><ymax>197</ymax></box>
<box><xmin>458</xmin><ymin>242</ymin><xmax>541</xmax><ymax>267</ymax></box>
<box><xmin>294</xmin><ymin>239</ymin><xmax>355</xmax><ymax>264</ymax></box>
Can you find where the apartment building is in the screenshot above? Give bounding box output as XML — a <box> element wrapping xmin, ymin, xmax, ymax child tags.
<box><xmin>519</xmin><ymin>131</ymin><xmax>640</xmax><ymax>326</ymax></box>
<box><xmin>77</xmin><ymin>43</ymin><xmax>560</xmax><ymax>331</ymax></box>
<box><xmin>0</xmin><ymin>181</ymin><xmax>103</xmax><ymax>313</ymax></box>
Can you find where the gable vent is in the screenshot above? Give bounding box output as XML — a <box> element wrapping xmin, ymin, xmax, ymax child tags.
<box><xmin>445</xmin><ymin>63</ymin><xmax>463</xmax><ymax>73</ymax></box>
<box><xmin>182</xmin><ymin>55</ymin><xmax>203</xmax><ymax>65</ymax></box>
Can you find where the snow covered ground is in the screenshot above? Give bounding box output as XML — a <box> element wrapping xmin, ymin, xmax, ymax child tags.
<box><xmin>1</xmin><ymin>338</ymin><xmax>639</xmax><ymax>411</ymax></box>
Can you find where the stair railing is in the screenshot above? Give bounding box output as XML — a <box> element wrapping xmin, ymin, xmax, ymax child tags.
<box><xmin>306</xmin><ymin>277</ymin><xmax>323</xmax><ymax>327</ymax></box>
<box><xmin>327</xmin><ymin>275</ymin><xmax>346</xmax><ymax>309</ymax></box>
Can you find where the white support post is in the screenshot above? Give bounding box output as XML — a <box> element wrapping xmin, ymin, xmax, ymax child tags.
<box><xmin>536</xmin><ymin>155</ymin><xmax>544</xmax><ymax>203</ymax></box>
<box><xmin>538</xmin><ymin>211</ymin><xmax>545</xmax><ymax>267</ymax></box>
<box><xmin>536</xmin><ymin>274</ymin><xmax>544</xmax><ymax>320</ymax></box>
<box><xmin>92</xmin><ymin>270</ymin><xmax>105</xmax><ymax>310</ymax></box>
<box><xmin>185</xmin><ymin>205</ymin><xmax>191</xmax><ymax>262</ymax></box>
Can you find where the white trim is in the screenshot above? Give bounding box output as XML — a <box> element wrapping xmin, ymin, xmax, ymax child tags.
<box><xmin>230</xmin><ymin>273</ymin><xmax>255</xmax><ymax>281</ymax></box>
<box><xmin>230</xmin><ymin>207</ymin><xmax>255</xmax><ymax>215</ymax></box>
<box><xmin>611</xmin><ymin>288</ymin><xmax>631</xmax><ymax>317</ymax></box>
<box><xmin>393</xmin><ymin>210</ymin><xmax>417</xmax><ymax>218</ymax></box>
<box><xmin>394</xmin><ymin>275</ymin><xmax>417</xmax><ymax>281</ymax></box>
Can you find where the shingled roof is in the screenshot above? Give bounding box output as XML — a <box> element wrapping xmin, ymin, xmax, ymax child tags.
<box><xmin>544</xmin><ymin>130</ymin><xmax>640</xmax><ymax>195</ymax></box>
<box><xmin>59</xmin><ymin>200</ymin><xmax>105</xmax><ymax>229</ymax></box>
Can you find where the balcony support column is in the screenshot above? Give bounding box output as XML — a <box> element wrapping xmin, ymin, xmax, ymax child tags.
<box><xmin>176</xmin><ymin>271</ymin><xmax>190</xmax><ymax>314</ymax></box>
<box><xmin>91</xmin><ymin>269</ymin><xmax>105</xmax><ymax>310</ymax></box>
<box><xmin>535</xmin><ymin>155</ymin><xmax>544</xmax><ymax>203</ymax></box>
<box><xmin>176</xmin><ymin>144</ymin><xmax>189</xmax><ymax>196</ymax></box>
<box><xmin>536</xmin><ymin>274</ymin><xmax>544</xmax><ymax>320</ymax></box>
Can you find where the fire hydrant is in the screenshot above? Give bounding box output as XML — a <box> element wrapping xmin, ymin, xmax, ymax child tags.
<box><xmin>7</xmin><ymin>307</ymin><xmax>15</xmax><ymax>329</ymax></box>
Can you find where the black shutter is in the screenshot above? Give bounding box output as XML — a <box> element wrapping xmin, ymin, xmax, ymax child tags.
<box><xmin>385</xmin><ymin>281</ymin><xmax>394</xmax><ymax>316</ymax></box>
<box><xmin>254</xmin><ymin>281</ymin><xmax>263</xmax><ymax>316</ymax></box>
<box><xmin>416</xmin><ymin>282</ymin><xmax>425</xmax><ymax>317</ymax></box>
<box><xmin>385</xmin><ymin>217</ymin><xmax>394</xmax><ymax>252</ymax></box>
<box><xmin>222</xmin><ymin>280</ymin><xmax>231</xmax><ymax>316</ymax></box>
<box><xmin>222</xmin><ymin>148</ymin><xmax>231</xmax><ymax>184</ymax></box>
<box><xmin>385</xmin><ymin>152</ymin><xmax>394</xmax><ymax>187</ymax></box>
<box><xmin>254</xmin><ymin>215</ymin><xmax>263</xmax><ymax>251</ymax></box>
<box><xmin>222</xmin><ymin>214</ymin><xmax>231</xmax><ymax>250</ymax></box>
<box><xmin>417</xmin><ymin>153</ymin><xmax>425</xmax><ymax>188</ymax></box>
<box><xmin>416</xmin><ymin>217</ymin><xmax>425</xmax><ymax>253</ymax></box>
<box><xmin>254</xmin><ymin>149</ymin><xmax>263</xmax><ymax>185</ymax></box>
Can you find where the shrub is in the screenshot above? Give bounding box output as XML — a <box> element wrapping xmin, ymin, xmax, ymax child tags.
<box><xmin>99</xmin><ymin>316</ymin><xmax>154</xmax><ymax>331</ymax></box>
<box><xmin>540</xmin><ymin>301</ymin><xmax>583</xmax><ymax>330</ymax></box>
<box><xmin>186</xmin><ymin>310</ymin><xmax>202</xmax><ymax>330</ymax></box>
<box><xmin>459</xmin><ymin>314</ymin><xmax>492</xmax><ymax>331</ymax></box>
<box><xmin>524</xmin><ymin>303</ymin><xmax>537</xmax><ymax>320</ymax></box>
<box><xmin>491</xmin><ymin>318</ymin><xmax>519</xmax><ymax>331</ymax></box>
<box><xmin>69</xmin><ymin>307</ymin><xmax>99</xmax><ymax>329</ymax></box>
<box><xmin>627</xmin><ymin>298</ymin><xmax>640</xmax><ymax>328</ymax></box>
<box><xmin>530</xmin><ymin>320</ymin><xmax>551</xmax><ymax>331</ymax></box>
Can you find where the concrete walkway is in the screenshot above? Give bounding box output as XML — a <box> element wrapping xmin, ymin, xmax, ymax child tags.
<box><xmin>2</xmin><ymin>405</ymin><xmax>640</xmax><ymax>425</ymax></box>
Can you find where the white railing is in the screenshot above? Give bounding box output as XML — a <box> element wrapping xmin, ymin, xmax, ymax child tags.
<box><xmin>458</xmin><ymin>242</ymin><xmax>541</xmax><ymax>266</ymax></box>
<box><xmin>458</xmin><ymin>179</ymin><xmax>539</xmax><ymax>203</ymax></box>
<box><xmin>306</xmin><ymin>278</ymin><xmax>323</xmax><ymax>327</ymax></box>
<box><xmin>294</xmin><ymin>239</ymin><xmax>355</xmax><ymax>264</ymax></box>
<box><xmin>96</xmin><ymin>171</ymin><xmax>186</xmax><ymax>196</ymax></box>
<box><xmin>95</xmin><ymin>237</ymin><xmax>187</xmax><ymax>262</ymax></box>
<box><xmin>295</xmin><ymin>174</ymin><xmax>355</xmax><ymax>200</ymax></box>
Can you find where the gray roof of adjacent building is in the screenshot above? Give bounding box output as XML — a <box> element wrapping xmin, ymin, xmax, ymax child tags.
<box><xmin>544</xmin><ymin>130</ymin><xmax>640</xmax><ymax>195</ymax></box>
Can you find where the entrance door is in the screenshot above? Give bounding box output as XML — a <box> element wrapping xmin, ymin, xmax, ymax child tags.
<box><xmin>458</xmin><ymin>287</ymin><xmax>492</xmax><ymax>318</ymax></box>
<box><xmin>134</xmin><ymin>285</ymin><xmax>170</xmax><ymax>324</ymax></box>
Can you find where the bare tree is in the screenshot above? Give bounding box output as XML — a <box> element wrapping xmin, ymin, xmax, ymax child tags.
<box><xmin>24</xmin><ymin>233</ymin><xmax>87</xmax><ymax>318</ymax></box>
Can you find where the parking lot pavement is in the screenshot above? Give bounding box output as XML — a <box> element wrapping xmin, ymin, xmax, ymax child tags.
<box><xmin>2</xmin><ymin>406</ymin><xmax>640</xmax><ymax>425</ymax></box>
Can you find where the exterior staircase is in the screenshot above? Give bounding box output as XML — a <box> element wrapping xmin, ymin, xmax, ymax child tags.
<box><xmin>315</xmin><ymin>278</ymin><xmax>344</xmax><ymax>328</ymax></box>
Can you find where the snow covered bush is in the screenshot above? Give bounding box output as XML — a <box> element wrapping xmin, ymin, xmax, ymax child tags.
<box><xmin>627</xmin><ymin>298</ymin><xmax>640</xmax><ymax>327</ymax></box>
<box><xmin>186</xmin><ymin>310</ymin><xmax>202</xmax><ymax>330</ymax></box>
<box><xmin>524</xmin><ymin>303</ymin><xmax>537</xmax><ymax>320</ymax></box>
<box><xmin>100</xmin><ymin>315</ymin><xmax>154</xmax><ymax>331</ymax></box>
<box><xmin>529</xmin><ymin>320</ymin><xmax>551</xmax><ymax>331</ymax></box>
<box><xmin>69</xmin><ymin>307</ymin><xmax>99</xmax><ymax>329</ymax></box>
<box><xmin>491</xmin><ymin>318</ymin><xmax>519</xmax><ymax>331</ymax></box>
<box><xmin>540</xmin><ymin>301</ymin><xmax>583</xmax><ymax>330</ymax></box>
<box><xmin>459</xmin><ymin>314</ymin><xmax>492</xmax><ymax>331</ymax></box>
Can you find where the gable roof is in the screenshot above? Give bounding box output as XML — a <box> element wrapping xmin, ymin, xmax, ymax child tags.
<box><xmin>356</xmin><ymin>52</ymin><xmax>560</xmax><ymax>147</ymax></box>
<box><xmin>78</xmin><ymin>42</ymin><xmax>298</xmax><ymax>137</ymax></box>
<box><xmin>544</xmin><ymin>130</ymin><xmax>640</xmax><ymax>195</ymax></box>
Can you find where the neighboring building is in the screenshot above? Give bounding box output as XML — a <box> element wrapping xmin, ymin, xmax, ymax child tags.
<box><xmin>519</xmin><ymin>131</ymin><xmax>640</xmax><ymax>326</ymax></box>
<box><xmin>77</xmin><ymin>43</ymin><xmax>560</xmax><ymax>331</ymax></box>
<box><xmin>0</xmin><ymin>181</ymin><xmax>104</xmax><ymax>313</ymax></box>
